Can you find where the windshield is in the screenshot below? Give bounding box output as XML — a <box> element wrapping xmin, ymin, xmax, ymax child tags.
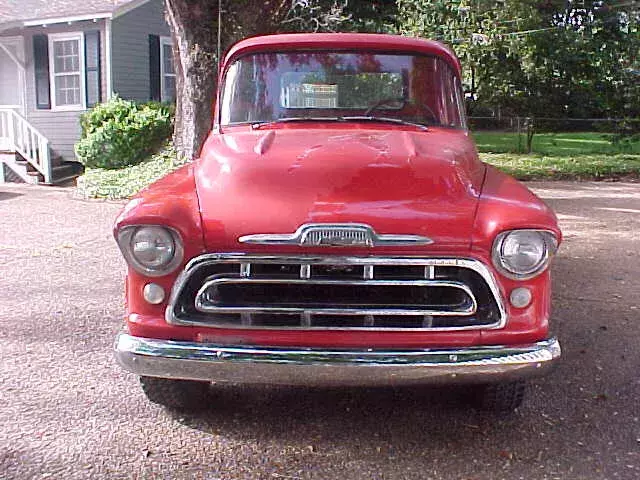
<box><xmin>220</xmin><ymin>51</ymin><xmax>467</xmax><ymax>129</ymax></box>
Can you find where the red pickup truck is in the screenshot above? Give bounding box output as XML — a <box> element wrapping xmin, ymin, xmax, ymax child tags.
<box><xmin>114</xmin><ymin>33</ymin><xmax>561</xmax><ymax>412</ymax></box>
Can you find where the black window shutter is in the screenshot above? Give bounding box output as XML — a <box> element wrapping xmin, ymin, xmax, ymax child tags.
<box><xmin>149</xmin><ymin>34</ymin><xmax>161</xmax><ymax>101</ymax></box>
<box><xmin>33</xmin><ymin>34</ymin><xmax>50</xmax><ymax>110</ymax></box>
<box><xmin>85</xmin><ymin>31</ymin><xmax>102</xmax><ymax>107</ymax></box>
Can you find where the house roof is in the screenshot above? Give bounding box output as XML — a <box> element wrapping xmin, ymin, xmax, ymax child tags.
<box><xmin>0</xmin><ymin>0</ymin><xmax>149</xmax><ymax>27</ymax></box>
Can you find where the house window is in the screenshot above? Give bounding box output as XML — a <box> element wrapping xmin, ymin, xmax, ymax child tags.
<box><xmin>48</xmin><ymin>33</ymin><xmax>85</xmax><ymax>110</ymax></box>
<box><xmin>160</xmin><ymin>37</ymin><xmax>176</xmax><ymax>102</ymax></box>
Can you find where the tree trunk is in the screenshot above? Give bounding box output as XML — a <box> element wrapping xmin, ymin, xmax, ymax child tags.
<box><xmin>165</xmin><ymin>0</ymin><xmax>219</xmax><ymax>163</ymax></box>
<box><xmin>526</xmin><ymin>117</ymin><xmax>535</xmax><ymax>154</ymax></box>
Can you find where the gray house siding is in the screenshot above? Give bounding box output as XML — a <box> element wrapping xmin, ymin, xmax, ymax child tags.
<box><xmin>112</xmin><ymin>0</ymin><xmax>169</xmax><ymax>102</ymax></box>
<box><xmin>0</xmin><ymin>55</ymin><xmax>18</xmax><ymax>106</ymax></box>
<box><xmin>0</xmin><ymin>0</ymin><xmax>170</xmax><ymax>163</ymax></box>
<box><xmin>21</xmin><ymin>22</ymin><xmax>108</xmax><ymax>161</ymax></box>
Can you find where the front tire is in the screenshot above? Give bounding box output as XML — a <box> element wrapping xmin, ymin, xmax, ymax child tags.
<box><xmin>475</xmin><ymin>381</ymin><xmax>526</xmax><ymax>411</ymax></box>
<box><xmin>140</xmin><ymin>376</ymin><xmax>210</xmax><ymax>411</ymax></box>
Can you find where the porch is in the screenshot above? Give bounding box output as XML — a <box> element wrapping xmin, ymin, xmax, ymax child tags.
<box><xmin>0</xmin><ymin>36</ymin><xmax>83</xmax><ymax>184</ymax></box>
<box><xmin>0</xmin><ymin>107</ymin><xmax>83</xmax><ymax>184</ymax></box>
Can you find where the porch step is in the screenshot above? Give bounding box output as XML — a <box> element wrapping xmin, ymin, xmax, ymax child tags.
<box><xmin>2</xmin><ymin>161</ymin><xmax>26</xmax><ymax>183</ymax></box>
<box><xmin>48</xmin><ymin>160</ymin><xmax>84</xmax><ymax>185</ymax></box>
<box><xmin>1</xmin><ymin>152</ymin><xmax>38</xmax><ymax>184</ymax></box>
<box><xmin>1</xmin><ymin>153</ymin><xmax>84</xmax><ymax>185</ymax></box>
<box><xmin>28</xmin><ymin>160</ymin><xmax>85</xmax><ymax>185</ymax></box>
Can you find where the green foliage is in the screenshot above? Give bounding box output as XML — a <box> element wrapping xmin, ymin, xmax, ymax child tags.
<box><xmin>342</xmin><ymin>0</ymin><xmax>399</xmax><ymax>33</ymax></box>
<box><xmin>75</xmin><ymin>96</ymin><xmax>174</xmax><ymax>169</ymax></box>
<box><xmin>76</xmin><ymin>146</ymin><xmax>180</xmax><ymax>199</ymax></box>
<box><xmin>398</xmin><ymin>0</ymin><xmax>640</xmax><ymax>119</ymax></box>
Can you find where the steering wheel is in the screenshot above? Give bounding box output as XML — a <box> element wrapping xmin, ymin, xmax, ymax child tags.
<box><xmin>364</xmin><ymin>97</ymin><xmax>438</xmax><ymax>124</ymax></box>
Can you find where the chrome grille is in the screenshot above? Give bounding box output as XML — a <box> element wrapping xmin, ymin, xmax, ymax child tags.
<box><xmin>304</xmin><ymin>227</ymin><xmax>370</xmax><ymax>246</ymax></box>
<box><xmin>166</xmin><ymin>255</ymin><xmax>506</xmax><ymax>331</ymax></box>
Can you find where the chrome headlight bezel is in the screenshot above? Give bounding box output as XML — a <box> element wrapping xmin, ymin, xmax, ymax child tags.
<box><xmin>116</xmin><ymin>225</ymin><xmax>184</xmax><ymax>277</ymax></box>
<box><xmin>492</xmin><ymin>229</ymin><xmax>558</xmax><ymax>280</ymax></box>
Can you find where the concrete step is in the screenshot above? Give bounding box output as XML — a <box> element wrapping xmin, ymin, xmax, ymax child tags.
<box><xmin>1</xmin><ymin>152</ymin><xmax>32</xmax><ymax>183</ymax></box>
<box><xmin>49</xmin><ymin>161</ymin><xmax>84</xmax><ymax>185</ymax></box>
<box><xmin>2</xmin><ymin>152</ymin><xmax>84</xmax><ymax>185</ymax></box>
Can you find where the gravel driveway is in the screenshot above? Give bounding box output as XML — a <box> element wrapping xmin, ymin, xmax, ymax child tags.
<box><xmin>1</xmin><ymin>181</ymin><xmax>638</xmax><ymax>480</ymax></box>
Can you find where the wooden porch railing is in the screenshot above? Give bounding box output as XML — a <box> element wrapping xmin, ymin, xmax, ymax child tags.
<box><xmin>0</xmin><ymin>107</ymin><xmax>52</xmax><ymax>184</ymax></box>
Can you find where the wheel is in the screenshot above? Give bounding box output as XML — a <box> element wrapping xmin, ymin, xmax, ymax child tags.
<box><xmin>475</xmin><ymin>381</ymin><xmax>526</xmax><ymax>412</ymax></box>
<box><xmin>139</xmin><ymin>376</ymin><xmax>210</xmax><ymax>411</ymax></box>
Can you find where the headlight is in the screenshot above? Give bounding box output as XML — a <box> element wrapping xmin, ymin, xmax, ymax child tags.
<box><xmin>116</xmin><ymin>225</ymin><xmax>183</xmax><ymax>277</ymax></box>
<box><xmin>492</xmin><ymin>229</ymin><xmax>557</xmax><ymax>280</ymax></box>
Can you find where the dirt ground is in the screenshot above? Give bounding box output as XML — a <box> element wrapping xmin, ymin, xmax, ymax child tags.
<box><xmin>0</xmin><ymin>181</ymin><xmax>638</xmax><ymax>480</ymax></box>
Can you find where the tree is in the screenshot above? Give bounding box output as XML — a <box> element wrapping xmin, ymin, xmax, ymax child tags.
<box><xmin>526</xmin><ymin>1</ymin><xmax>640</xmax><ymax>119</ymax></box>
<box><xmin>398</xmin><ymin>0</ymin><xmax>640</xmax><ymax>120</ymax></box>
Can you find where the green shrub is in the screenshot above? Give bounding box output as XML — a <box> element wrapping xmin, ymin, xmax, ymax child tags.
<box><xmin>75</xmin><ymin>96</ymin><xmax>174</xmax><ymax>169</ymax></box>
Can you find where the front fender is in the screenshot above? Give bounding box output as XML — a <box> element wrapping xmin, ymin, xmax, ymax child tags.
<box><xmin>472</xmin><ymin>165</ymin><xmax>562</xmax><ymax>344</ymax></box>
<box><xmin>113</xmin><ymin>164</ymin><xmax>206</xmax><ymax>318</ymax></box>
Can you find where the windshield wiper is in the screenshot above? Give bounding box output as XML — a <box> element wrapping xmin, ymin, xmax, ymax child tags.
<box><xmin>341</xmin><ymin>116</ymin><xmax>429</xmax><ymax>131</ymax></box>
<box><xmin>251</xmin><ymin>117</ymin><xmax>343</xmax><ymax>129</ymax></box>
<box><xmin>251</xmin><ymin>116</ymin><xmax>428</xmax><ymax>131</ymax></box>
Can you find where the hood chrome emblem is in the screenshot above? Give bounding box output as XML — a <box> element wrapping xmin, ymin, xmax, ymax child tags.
<box><xmin>239</xmin><ymin>223</ymin><xmax>433</xmax><ymax>247</ymax></box>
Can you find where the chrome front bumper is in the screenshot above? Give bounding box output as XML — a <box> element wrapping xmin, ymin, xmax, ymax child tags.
<box><xmin>115</xmin><ymin>334</ymin><xmax>561</xmax><ymax>386</ymax></box>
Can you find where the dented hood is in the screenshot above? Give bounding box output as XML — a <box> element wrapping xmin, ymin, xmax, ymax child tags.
<box><xmin>195</xmin><ymin>126</ymin><xmax>485</xmax><ymax>252</ymax></box>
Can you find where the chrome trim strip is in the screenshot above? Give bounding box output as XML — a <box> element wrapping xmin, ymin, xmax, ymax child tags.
<box><xmin>115</xmin><ymin>334</ymin><xmax>561</xmax><ymax>386</ymax></box>
<box><xmin>239</xmin><ymin>263</ymin><xmax>251</xmax><ymax>278</ymax></box>
<box><xmin>194</xmin><ymin>278</ymin><xmax>477</xmax><ymax>316</ymax></box>
<box><xmin>363</xmin><ymin>265</ymin><xmax>374</xmax><ymax>280</ymax></box>
<box><xmin>426</xmin><ymin>265</ymin><xmax>435</xmax><ymax>279</ymax></box>
<box><xmin>165</xmin><ymin>254</ymin><xmax>507</xmax><ymax>331</ymax></box>
<box><xmin>239</xmin><ymin>223</ymin><xmax>433</xmax><ymax>247</ymax></box>
<box><xmin>240</xmin><ymin>312</ymin><xmax>252</xmax><ymax>326</ymax></box>
<box><xmin>300</xmin><ymin>264</ymin><xmax>311</xmax><ymax>279</ymax></box>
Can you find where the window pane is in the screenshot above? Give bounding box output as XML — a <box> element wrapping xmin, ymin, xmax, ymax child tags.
<box><xmin>163</xmin><ymin>75</ymin><xmax>176</xmax><ymax>101</ymax></box>
<box><xmin>55</xmin><ymin>74</ymin><xmax>81</xmax><ymax>106</ymax></box>
<box><xmin>162</xmin><ymin>44</ymin><xmax>174</xmax><ymax>74</ymax></box>
<box><xmin>55</xmin><ymin>78</ymin><xmax>66</xmax><ymax>106</ymax></box>
<box><xmin>221</xmin><ymin>52</ymin><xmax>465</xmax><ymax>128</ymax></box>
<box><xmin>53</xmin><ymin>39</ymin><xmax>80</xmax><ymax>74</ymax></box>
<box><xmin>54</xmin><ymin>55</ymin><xmax>64</xmax><ymax>72</ymax></box>
<box><xmin>281</xmin><ymin>73</ymin><xmax>402</xmax><ymax>109</ymax></box>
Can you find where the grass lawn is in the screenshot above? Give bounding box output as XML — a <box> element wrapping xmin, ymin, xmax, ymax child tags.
<box><xmin>475</xmin><ymin>131</ymin><xmax>640</xmax><ymax>180</ymax></box>
<box><xmin>473</xmin><ymin>131</ymin><xmax>640</xmax><ymax>156</ymax></box>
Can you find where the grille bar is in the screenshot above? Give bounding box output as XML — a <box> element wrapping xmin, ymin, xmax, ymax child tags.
<box><xmin>195</xmin><ymin>278</ymin><xmax>477</xmax><ymax>316</ymax></box>
<box><xmin>166</xmin><ymin>254</ymin><xmax>507</xmax><ymax>331</ymax></box>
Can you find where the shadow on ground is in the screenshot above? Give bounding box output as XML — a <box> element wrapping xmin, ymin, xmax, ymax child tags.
<box><xmin>0</xmin><ymin>190</ymin><xmax>23</xmax><ymax>201</ymax></box>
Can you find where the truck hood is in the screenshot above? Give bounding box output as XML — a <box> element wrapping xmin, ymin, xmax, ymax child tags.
<box><xmin>195</xmin><ymin>127</ymin><xmax>485</xmax><ymax>252</ymax></box>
